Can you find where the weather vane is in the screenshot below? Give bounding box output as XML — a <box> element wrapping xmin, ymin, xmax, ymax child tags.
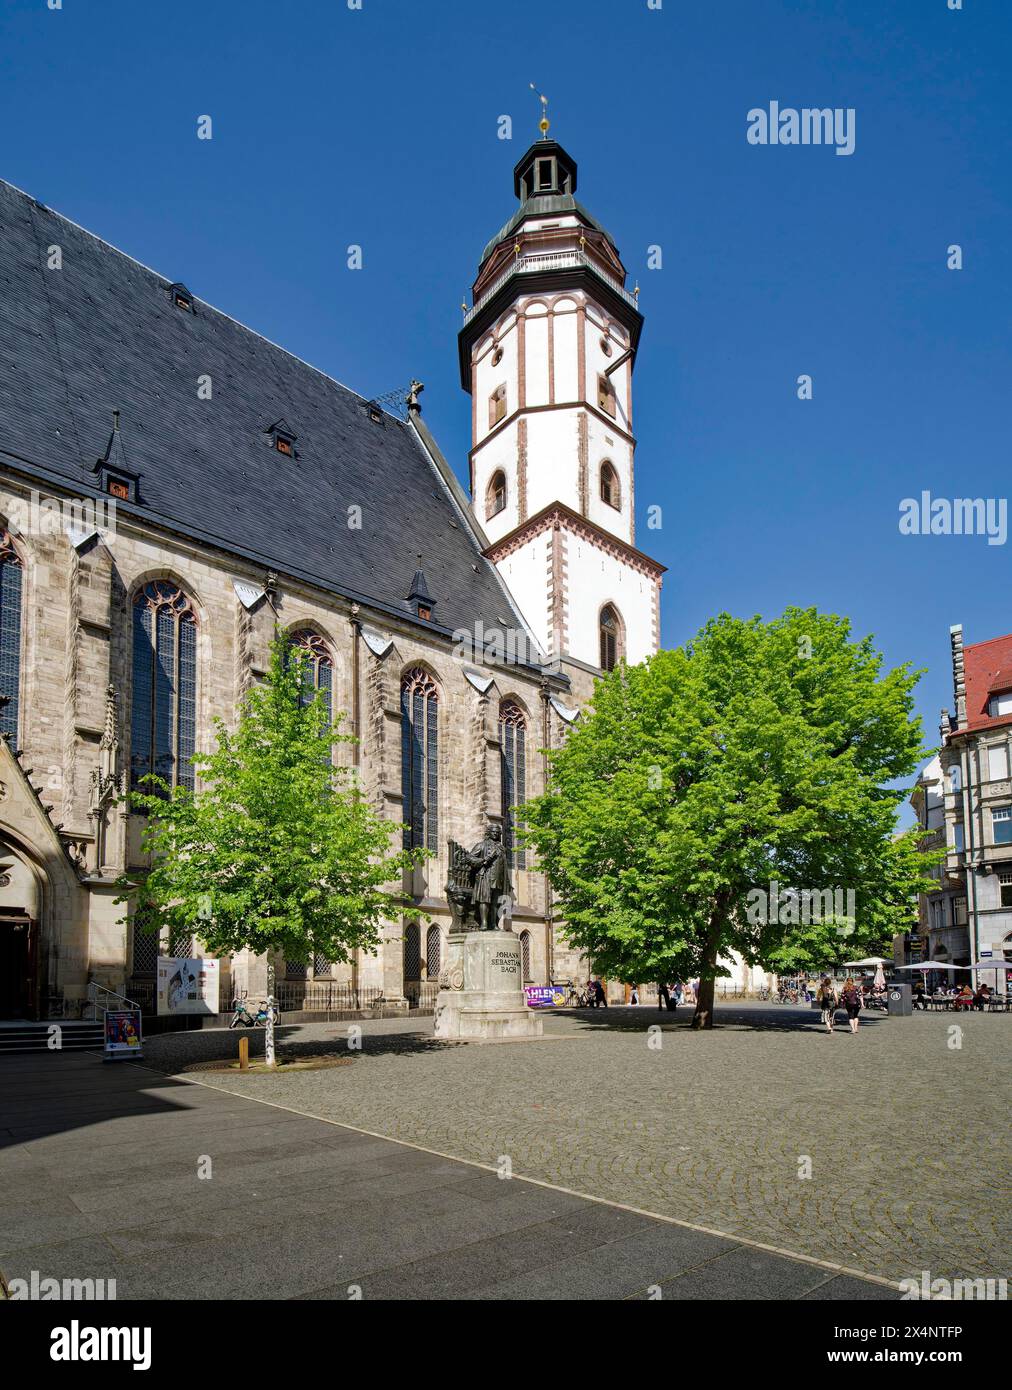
<box><xmin>529</xmin><ymin>83</ymin><xmax>550</xmax><ymax>138</ymax></box>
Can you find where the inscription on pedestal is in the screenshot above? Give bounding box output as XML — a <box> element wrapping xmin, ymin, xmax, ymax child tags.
<box><xmin>489</xmin><ymin>944</ymin><xmax>520</xmax><ymax>991</ymax></box>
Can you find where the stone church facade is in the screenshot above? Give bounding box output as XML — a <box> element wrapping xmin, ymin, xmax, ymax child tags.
<box><xmin>0</xmin><ymin>132</ymin><xmax>662</xmax><ymax>1020</ymax></box>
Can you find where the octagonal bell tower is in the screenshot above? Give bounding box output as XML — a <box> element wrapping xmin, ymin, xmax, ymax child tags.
<box><xmin>459</xmin><ymin>123</ymin><xmax>663</xmax><ymax>671</ymax></box>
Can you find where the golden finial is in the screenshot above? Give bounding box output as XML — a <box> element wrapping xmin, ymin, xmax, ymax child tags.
<box><xmin>633</xmin><ymin>281</ymin><xmax>641</xmax><ymax>302</ymax></box>
<box><xmin>529</xmin><ymin>83</ymin><xmax>550</xmax><ymax>138</ymax></box>
<box><xmin>514</xmin><ymin>238</ymin><xmax>522</xmax><ymax>257</ymax></box>
<box><xmin>460</xmin><ymin>295</ymin><xmax>468</xmax><ymax>315</ymax></box>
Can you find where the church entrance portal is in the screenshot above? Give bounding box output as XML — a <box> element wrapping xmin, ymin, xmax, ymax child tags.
<box><xmin>0</xmin><ymin>909</ymin><xmax>35</xmax><ymax>1018</ymax></box>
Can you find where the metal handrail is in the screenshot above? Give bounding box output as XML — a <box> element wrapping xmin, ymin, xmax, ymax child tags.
<box><xmin>464</xmin><ymin>249</ymin><xmax>637</xmax><ymax>326</ymax></box>
<box><xmin>86</xmin><ymin>981</ymin><xmax>141</xmax><ymax>1020</ymax></box>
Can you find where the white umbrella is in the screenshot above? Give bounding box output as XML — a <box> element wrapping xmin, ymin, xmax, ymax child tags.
<box><xmin>896</xmin><ymin>962</ymin><xmax>960</xmax><ymax>971</ymax></box>
<box><xmin>967</xmin><ymin>958</ymin><xmax>1009</xmax><ymax>970</ymax></box>
<box><xmin>843</xmin><ymin>957</ymin><xmax>891</xmax><ymax>967</ymax></box>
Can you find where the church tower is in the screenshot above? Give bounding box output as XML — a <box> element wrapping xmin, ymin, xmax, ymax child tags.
<box><xmin>459</xmin><ymin>119</ymin><xmax>663</xmax><ymax>670</ymax></box>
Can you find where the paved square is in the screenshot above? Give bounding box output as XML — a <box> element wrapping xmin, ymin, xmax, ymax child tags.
<box><xmin>138</xmin><ymin>1002</ymin><xmax>1010</xmax><ymax>1287</ymax></box>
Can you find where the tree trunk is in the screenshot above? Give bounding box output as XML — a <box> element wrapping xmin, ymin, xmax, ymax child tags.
<box><xmin>265</xmin><ymin>993</ymin><xmax>276</xmax><ymax>1067</ymax></box>
<box><xmin>691</xmin><ymin>909</ymin><xmax>726</xmax><ymax>1030</ymax></box>
<box><xmin>691</xmin><ymin>974</ymin><xmax>715</xmax><ymax>1029</ymax></box>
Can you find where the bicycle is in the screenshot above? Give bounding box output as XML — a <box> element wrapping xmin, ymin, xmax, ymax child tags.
<box><xmin>228</xmin><ymin>994</ymin><xmax>281</xmax><ymax>1028</ymax></box>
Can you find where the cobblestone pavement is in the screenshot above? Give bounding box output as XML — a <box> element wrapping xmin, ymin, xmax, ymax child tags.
<box><xmin>145</xmin><ymin>1003</ymin><xmax>1012</xmax><ymax>1287</ymax></box>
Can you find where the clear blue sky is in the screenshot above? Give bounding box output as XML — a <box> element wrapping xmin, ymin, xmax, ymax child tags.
<box><xmin>2</xmin><ymin>0</ymin><xmax>1009</xmax><ymax>816</ymax></box>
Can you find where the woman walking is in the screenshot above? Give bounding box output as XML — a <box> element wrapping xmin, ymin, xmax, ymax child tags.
<box><xmin>818</xmin><ymin>975</ymin><xmax>838</xmax><ymax>1033</ymax></box>
<box><xmin>840</xmin><ymin>977</ymin><xmax>863</xmax><ymax>1034</ymax></box>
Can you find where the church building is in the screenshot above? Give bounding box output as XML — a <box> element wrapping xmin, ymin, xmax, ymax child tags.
<box><xmin>0</xmin><ymin>128</ymin><xmax>663</xmax><ymax>1020</ymax></box>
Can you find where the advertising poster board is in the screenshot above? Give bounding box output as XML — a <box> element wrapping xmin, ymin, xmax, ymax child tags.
<box><xmin>103</xmin><ymin>1009</ymin><xmax>142</xmax><ymax>1059</ymax></box>
<box><xmin>524</xmin><ymin>984</ymin><xmax>565</xmax><ymax>1009</ymax></box>
<box><xmin>157</xmin><ymin>957</ymin><xmax>220</xmax><ymax>1015</ymax></box>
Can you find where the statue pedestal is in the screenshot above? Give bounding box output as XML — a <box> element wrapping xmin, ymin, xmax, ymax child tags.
<box><xmin>434</xmin><ymin>930</ymin><xmax>543</xmax><ymax>1042</ymax></box>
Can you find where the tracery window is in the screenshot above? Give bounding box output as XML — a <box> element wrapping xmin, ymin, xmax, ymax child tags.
<box><xmin>130</xmin><ymin>581</ymin><xmax>197</xmax><ymax>792</ymax></box>
<box><xmin>401</xmin><ymin>668</ymin><xmax>439</xmax><ymax>851</ymax></box>
<box><xmin>499</xmin><ymin>699</ymin><xmax>527</xmax><ymax>870</ymax></box>
<box><xmin>290</xmin><ymin>629</ymin><xmax>334</xmax><ymax>724</ymax></box>
<box><xmin>0</xmin><ymin>532</ymin><xmax>23</xmax><ymax>746</ymax></box>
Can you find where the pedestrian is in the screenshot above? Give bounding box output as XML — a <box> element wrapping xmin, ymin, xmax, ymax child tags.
<box><xmin>592</xmin><ymin>978</ymin><xmax>607</xmax><ymax>1009</ymax></box>
<box><xmin>817</xmin><ymin>975</ymin><xmax>838</xmax><ymax>1032</ymax></box>
<box><xmin>629</xmin><ymin>985</ymin><xmax>639</xmax><ymax>1006</ymax></box>
<box><xmin>657</xmin><ymin>981</ymin><xmax>670</xmax><ymax>1011</ymax></box>
<box><xmin>913</xmin><ymin>979</ymin><xmax>928</xmax><ymax>1011</ymax></box>
<box><xmin>840</xmin><ymin>977</ymin><xmax>863</xmax><ymax>1034</ymax></box>
<box><xmin>672</xmin><ymin>981</ymin><xmax>683</xmax><ymax>1006</ymax></box>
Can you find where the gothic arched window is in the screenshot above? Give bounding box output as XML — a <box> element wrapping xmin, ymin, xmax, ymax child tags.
<box><xmin>131</xmin><ymin>581</ymin><xmax>197</xmax><ymax>792</ymax></box>
<box><xmin>401</xmin><ymin>668</ymin><xmax>439</xmax><ymax>850</ymax></box>
<box><xmin>600</xmin><ymin>461</ymin><xmax>620</xmax><ymax>510</ymax></box>
<box><xmin>519</xmin><ymin>929</ymin><xmax>532</xmax><ymax>983</ymax></box>
<box><xmin>426</xmin><ymin>925</ymin><xmax>441</xmax><ymax>978</ymax></box>
<box><xmin>290</xmin><ymin>629</ymin><xmax>333</xmax><ymax>724</ymax></box>
<box><xmin>499</xmin><ymin>699</ymin><xmax>527</xmax><ymax>870</ymax></box>
<box><xmin>599</xmin><ymin>605</ymin><xmax>621</xmax><ymax>673</ymax></box>
<box><xmin>404</xmin><ymin>921</ymin><xmax>421</xmax><ymax>982</ymax></box>
<box><xmin>0</xmin><ymin>532</ymin><xmax>23</xmax><ymax>746</ymax></box>
<box><xmin>486</xmin><ymin>470</ymin><xmax>507</xmax><ymax>520</ymax></box>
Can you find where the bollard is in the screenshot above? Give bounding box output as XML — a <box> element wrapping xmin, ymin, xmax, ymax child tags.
<box><xmin>238</xmin><ymin>1036</ymin><xmax>249</xmax><ymax>1071</ymax></box>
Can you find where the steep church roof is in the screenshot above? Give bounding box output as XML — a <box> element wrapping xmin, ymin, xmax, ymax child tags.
<box><xmin>0</xmin><ymin>178</ymin><xmax>538</xmax><ymax>650</ymax></box>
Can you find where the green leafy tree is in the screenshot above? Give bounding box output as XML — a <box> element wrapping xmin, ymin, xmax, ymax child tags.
<box><xmin>121</xmin><ymin>632</ymin><xmax>422</xmax><ymax>971</ymax></box>
<box><xmin>522</xmin><ymin>608</ymin><xmax>940</xmax><ymax>1028</ymax></box>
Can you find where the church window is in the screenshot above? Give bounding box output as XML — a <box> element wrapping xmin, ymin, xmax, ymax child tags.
<box><xmin>401</xmin><ymin>668</ymin><xmax>439</xmax><ymax>851</ymax></box>
<box><xmin>499</xmin><ymin>699</ymin><xmax>527</xmax><ymax>870</ymax></box>
<box><xmin>600</xmin><ymin>461</ymin><xmax>620</xmax><ymax>509</ymax></box>
<box><xmin>491</xmin><ymin>344</ymin><xmax>503</xmax><ymax>367</ymax></box>
<box><xmin>600</xmin><ymin>335</ymin><xmax>613</xmax><ymax>358</ymax></box>
<box><xmin>275</xmin><ymin>434</ymin><xmax>293</xmax><ymax>456</ymax></box>
<box><xmin>489</xmin><ymin>383</ymin><xmax>507</xmax><ymax>428</ymax></box>
<box><xmin>404</xmin><ymin>921</ymin><xmax>421</xmax><ymax>982</ymax></box>
<box><xmin>599</xmin><ymin>605</ymin><xmax>621</xmax><ymax>673</ymax></box>
<box><xmin>486</xmin><ymin>470</ymin><xmax>507</xmax><ymax>520</ymax></box>
<box><xmin>426</xmin><ymin>925</ymin><xmax>441</xmax><ymax>978</ymax></box>
<box><xmin>130</xmin><ymin>581</ymin><xmax>197</xmax><ymax>793</ymax></box>
<box><xmin>597</xmin><ymin>373</ymin><xmax>616</xmax><ymax>418</ymax></box>
<box><xmin>519</xmin><ymin>929</ymin><xmax>532</xmax><ymax>982</ymax></box>
<box><xmin>0</xmin><ymin>532</ymin><xmax>23</xmax><ymax>747</ymax></box>
<box><xmin>289</xmin><ymin>629</ymin><xmax>334</xmax><ymax>725</ymax></box>
<box><xmin>107</xmin><ymin>476</ymin><xmax>131</xmax><ymax>500</ymax></box>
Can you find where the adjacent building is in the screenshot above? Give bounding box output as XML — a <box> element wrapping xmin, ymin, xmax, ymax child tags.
<box><xmin>908</xmin><ymin>624</ymin><xmax>1012</xmax><ymax>980</ymax></box>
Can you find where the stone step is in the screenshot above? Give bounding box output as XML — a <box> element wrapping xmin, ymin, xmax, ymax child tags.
<box><xmin>0</xmin><ymin>1022</ymin><xmax>105</xmax><ymax>1054</ymax></box>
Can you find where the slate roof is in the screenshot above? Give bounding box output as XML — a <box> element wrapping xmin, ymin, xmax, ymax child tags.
<box><xmin>0</xmin><ymin>178</ymin><xmax>536</xmax><ymax>648</ymax></box>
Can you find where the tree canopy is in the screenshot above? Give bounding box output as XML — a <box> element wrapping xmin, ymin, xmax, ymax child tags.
<box><xmin>122</xmin><ymin>633</ymin><xmax>420</xmax><ymax>967</ymax></box>
<box><xmin>522</xmin><ymin>608</ymin><xmax>939</xmax><ymax>1027</ymax></box>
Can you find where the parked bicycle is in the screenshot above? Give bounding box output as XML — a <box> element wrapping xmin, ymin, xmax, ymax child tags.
<box><xmin>228</xmin><ymin>993</ymin><xmax>281</xmax><ymax>1028</ymax></box>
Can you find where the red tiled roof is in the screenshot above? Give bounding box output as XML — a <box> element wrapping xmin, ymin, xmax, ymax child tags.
<box><xmin>962</xmin><ymin>632</ymin><xmax>1012</xmax><ymax>732</ymax></box>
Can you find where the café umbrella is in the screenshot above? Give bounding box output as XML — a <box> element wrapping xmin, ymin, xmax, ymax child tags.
<box><xmin>895</xmin><ymin>963</ymin><xmax>960</xmax><ymax>971</ymax></box>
